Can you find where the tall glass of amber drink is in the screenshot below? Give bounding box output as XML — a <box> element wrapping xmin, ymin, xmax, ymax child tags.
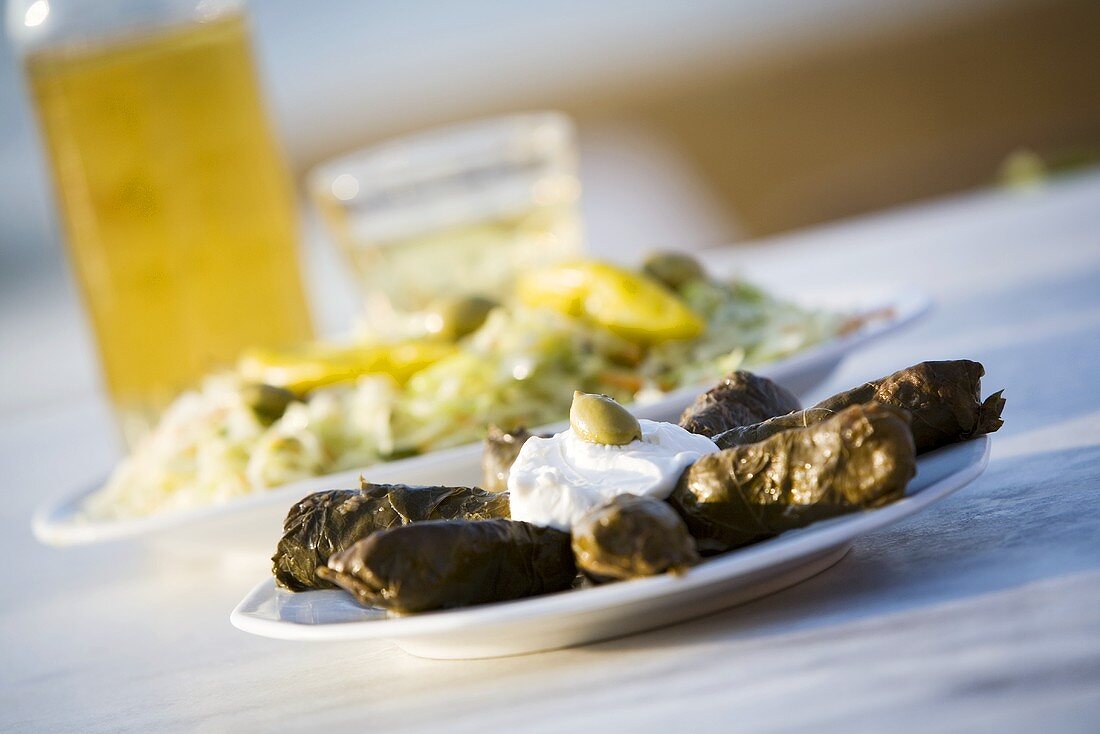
<box><xmin>9</xmin><ymin>0</ymin><xmax>313</xmax><ymax>445</ymax></box>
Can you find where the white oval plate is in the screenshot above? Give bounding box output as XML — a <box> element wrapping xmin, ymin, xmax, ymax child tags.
<box><xmin>231</xmin><ymin>435</ymin><xmax>988</xmax><ymax>659</ymax></box>
<box><xmin>33</xmin><ymin>285</ymin><xmax>930</xmax><ymax>555</ymax></box>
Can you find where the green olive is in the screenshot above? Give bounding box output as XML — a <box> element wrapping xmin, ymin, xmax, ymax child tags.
<box><xmin>642</xmin><ymin>251</ymin><xmax>706</xmax><ymax>290</ymax></box>
<box><xmin>424</xmin><ymin>295</ymin><xmax>497</xmax><ymax>341</ymax></box>
<box><xmin>569</xmin><ymin>391</ymin><xmax>642</xmax><ymax>445</ymax></box>
<box><xmin>242</xmin><ymin>383</ymin><xmax>297</xmax><ymax>425</ymax></box>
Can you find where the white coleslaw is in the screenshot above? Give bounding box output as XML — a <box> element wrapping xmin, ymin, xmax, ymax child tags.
<box><xmin>85</xmin><ymin>275</ymin><xmax>847</xmax><ymax>521</ymax></box>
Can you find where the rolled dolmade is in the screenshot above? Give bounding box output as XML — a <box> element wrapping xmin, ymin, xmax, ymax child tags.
<box><xmin>671</xmin><ymin>402</ymin><xmax>917</xmax><ymax>554</ymax></box>
<box><xmin>316</xmin><ymin>519</ymin><xmax>576</xmax><ymax>614</ymax></box>
<box><xmin>572</xmin><ymin>494</ymin><xmax>699</xmax><ymax>582</ymax></box>
<box><xmin>713</xmin><ymin>360</ymin><xmax>1004</xmax><ymax>453</ymax></box>
<box><xmin>679</xmin><ymin>371</ymin><xmax>801</xmax><ymax>438</ymax></box>
<box><xmin>272</xmin><ymin>482</ymin><xmax>510</xmax><ymax>591</ymax></box>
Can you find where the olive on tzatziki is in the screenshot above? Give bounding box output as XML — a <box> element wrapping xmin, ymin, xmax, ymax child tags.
<box><xmin>507</xmin><ymin>392</ymin><xmax>719</xmax><ymax>531</ymax></box>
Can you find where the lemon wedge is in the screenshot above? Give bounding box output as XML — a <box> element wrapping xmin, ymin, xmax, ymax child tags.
<box><xmin>516</xmin><ymin>260</ymin><xmax>705</xmax><ymax>343</ymax></box>
<box><xmin>239</xmin><ymin>341</ymin><xmax>456</xmax><ymax>395</ymax></box>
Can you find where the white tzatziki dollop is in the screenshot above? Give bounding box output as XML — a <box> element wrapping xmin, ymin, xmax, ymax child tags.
<box><xmin>507</xmin><ymin>419</ymin><xmax>720</xmax><ymax>531</ymax></box>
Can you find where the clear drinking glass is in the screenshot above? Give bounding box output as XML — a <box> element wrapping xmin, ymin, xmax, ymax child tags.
<box><xmin>8</xmin><ymin>0</ymin><xmax>314</xmax><ymax>445</ymax></box>
<box><xmin>308</xmin><ymin>113</ymin><xmax>583</xmax><ymax>329</ymax></box>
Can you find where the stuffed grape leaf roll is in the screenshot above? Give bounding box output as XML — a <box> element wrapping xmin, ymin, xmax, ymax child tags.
<box><xmin>713</xmin><ymin>360</ymin><xmax>1005</xmax><ymax>453</ymax></box>
<box><xmin>670</xmin><ymin>402</ymin><xmax>917</xmax><ymax>554</ymax></box>
<box><xmin>316</xmin><ymin>519</ymin><xmax>576</xmax><ymax>613</ymax></box>
<box><xmin>572</xmin><ymin>495</ymin><xmax>699</xmax><ymax>582</ymax></box>
<box><xmin>272</xmin><ymin>482</ymin><xmax>510</xmax><ymax>591</ymax></box>
<box><xmin>482</xmin><ymin>425</ymin><xmax>538</xmax><ymax>493</ymax></box>
<box><xmin>679</xmin><ymin>371</ymin><xmax>801</xmax><ymax>438</ymax></box>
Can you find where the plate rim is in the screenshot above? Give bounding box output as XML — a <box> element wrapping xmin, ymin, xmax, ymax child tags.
<box><xmin>230</xmin><ymin>434</ymin><xmax>987</xmax><ymax>642</ymax></box>
<box><xmin>33</xmin><ymin>284</ymin><xmax>931</xmax><ymax>547</ymax></box>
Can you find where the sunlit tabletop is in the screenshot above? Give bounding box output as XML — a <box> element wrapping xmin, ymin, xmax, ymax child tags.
<box><xmin>3</xmin><ymin>173</ymin><xmax>1099</xmax><ymax>732</ymax></box>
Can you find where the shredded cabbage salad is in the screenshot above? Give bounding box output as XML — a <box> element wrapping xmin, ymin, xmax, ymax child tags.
<box><xmin>86</xmin><ymin>269</ymin><xmax>846</xmax><ymax>521</ymax></box>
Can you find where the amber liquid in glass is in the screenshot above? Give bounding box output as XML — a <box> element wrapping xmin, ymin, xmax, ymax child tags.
<box><xmin>27</xmin><ymin>15</ymin><xmax>312</xmax><ymax>444</ymax></box>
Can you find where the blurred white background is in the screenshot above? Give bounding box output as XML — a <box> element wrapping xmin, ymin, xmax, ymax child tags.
<box><xmin>1</xmin><ymin>0</ymin><xmax>1097</xmax><ymax>415</ymax></box>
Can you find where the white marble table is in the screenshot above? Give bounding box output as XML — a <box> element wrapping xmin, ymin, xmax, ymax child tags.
<box><xmin>3</xmin><ymin>173</ymin><xmax>1100</xmax><ymax>732</ymax></box>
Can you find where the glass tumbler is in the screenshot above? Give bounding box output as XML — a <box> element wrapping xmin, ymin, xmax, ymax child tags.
<box><xmin>308</xmin><ymin>112</ymin><xmax>583</xmax><ymax>330</ymax></box>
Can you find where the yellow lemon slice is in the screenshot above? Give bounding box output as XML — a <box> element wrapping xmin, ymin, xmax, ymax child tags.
<box><xmin>517</xmin><ymin>260</ymin><xmax>705</xmax><ymax>343</ymax></box>
<box><xmin>239</xmin><ymin>341</ymin><xmax>456</xmax><ymax>395</ymax></box>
